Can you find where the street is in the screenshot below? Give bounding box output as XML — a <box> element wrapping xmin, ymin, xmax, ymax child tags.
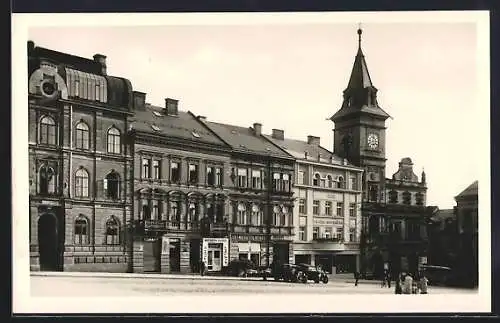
<box><xmin>30</xmin><ymin>274</ymin><xmax>477</xmax><ymax>297</ymax></box>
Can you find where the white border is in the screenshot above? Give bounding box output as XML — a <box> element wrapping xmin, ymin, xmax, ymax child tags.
<box><xmin>12</xmin><ymin>11</ymin><xmax>491</xmax><ymax>313</ymax></box>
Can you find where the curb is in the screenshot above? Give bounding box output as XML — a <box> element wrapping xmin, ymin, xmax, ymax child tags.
<box><xmin>30</xmin><ymin>271</ymin><xmax>264</xmax><ymax>282</ymax></box>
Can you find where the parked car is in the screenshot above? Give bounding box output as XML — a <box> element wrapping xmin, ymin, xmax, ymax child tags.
<box><xmin>259</xmin><ymin>266</ymin><xmax>273</xmax><ymax>280</ymax></box>
<box><xmin>223</xmin><ymin>259</ymin><xmax>259</xmax><ymax>277</ymax></box>
<box><xmin>420</xmin><ymin>265</ymin><xmax>453</xmax><ymax>286</ymax></box>
<box><xmin>273</xmin><ymin>263</ymin><xmax>306</xmax><ymax>283</ymax></box>
<box><xmin>296</xmin><ymin>263</ymin><xmax>329</xmax><ymax>284</ymax></box>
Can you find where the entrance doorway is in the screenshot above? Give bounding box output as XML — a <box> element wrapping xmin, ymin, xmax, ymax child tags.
<box><xmin>143</xmin><ymin>238</ymin><xmax>161</xmax><ymax>272</ymax></box>
<box><xmin>38</xmin><ymin>213</ymin><xmax>61</xmax><ymax>271</ymax></box>
<box><xmin>169</xmin><ymin>239</ymin><xmax>181</xmax><ymax>273</ymax></box>
<box><xmin>273</xmin><ymin>243</ymin><xmax>290</xmax><ymax>265</ymax></box>
<box><xmin>190</xmin><ymin>239</ymin><xmax>201</xmax><ymax>273</ymax></box>
<box><xmin>207</xmin><ymin>243</ymin><xmax>222</xmax><ymax>272</ymax></box>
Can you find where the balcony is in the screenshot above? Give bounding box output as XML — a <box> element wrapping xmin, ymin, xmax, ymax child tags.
<box><xmin>136</xmin><ymin>219</ymin><xmax>201</xmax><ymax>232</ymax></box>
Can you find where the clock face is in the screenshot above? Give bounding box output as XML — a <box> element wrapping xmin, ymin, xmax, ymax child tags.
<box><xmin>367</xmin><ymin>133</ymin><xmax>379</xmax><ymax>149</ymax></box>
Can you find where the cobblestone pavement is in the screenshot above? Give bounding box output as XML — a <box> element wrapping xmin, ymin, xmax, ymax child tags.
<box><xmin>30</xmin><ymin>274</ymin><xmax>477</xmax><ymax>297</ymax></box>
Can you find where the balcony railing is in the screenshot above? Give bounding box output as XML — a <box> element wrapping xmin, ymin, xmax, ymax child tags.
<box><xmin>313</xmin><ymin>237</ymin><xmax>344</xmax><ymax>243</ymax></box>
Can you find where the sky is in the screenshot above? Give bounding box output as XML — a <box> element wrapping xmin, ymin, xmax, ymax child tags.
<box><xmin>24</xmin><ymin>14</ymin><xmax>487</xmax><ymax>209</ymax></box>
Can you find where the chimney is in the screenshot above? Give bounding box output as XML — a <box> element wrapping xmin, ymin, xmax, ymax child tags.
<box><xmin>307</xmin><ymin>135</ymin><xmax>320</xmax><ymax>146</ymax></box>
<box><xmin>272</xmin><ymin>129</ymin><xmax>284</xmax><ymax>140</ymax></box>
<box><xmin>133</xmin><ymin>91</ymin><xmax>146</xmax><ymax>111</ymax></box>
<box><xmin>165</xmin><ymin>98</ymin><xmax>179</xmax><ymax>116</ymax></box>
<box><xmin>198</xmin><ymin>115</ymin><xmax>207</xmax><ymax>121</ymax></box>
<box><xmin>253</xmin><ymin>123</ymin><xmax>262</xmax><ymax>136</ymax></box>
<box><xmin>27</xmin><ymin>40</ymin><xmax>35</xmax><ymax>54</ymax></box>
<box><xmin>93</xmin><ymin>54</ymin><xmax>107</xmax><ymax>75</ymax></box>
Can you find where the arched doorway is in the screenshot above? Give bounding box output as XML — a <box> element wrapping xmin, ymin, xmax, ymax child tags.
<box><xmin>38</xmin><ymin>213</ymin><xmax>60</xmax><ymax>271</ymax></box>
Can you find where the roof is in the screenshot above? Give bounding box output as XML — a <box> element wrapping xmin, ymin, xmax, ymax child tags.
<box><xmin>201</xmin><ymin>121</ymin><xmax>291</xmax><ymax>159</ymax></box>
<box><xmin>264</xmin><ymin>135</ymin><xmax>357</xmax><ymax>167</ymax></box>
<box><xmin>456</xmin><ymin>180</ymin><xmax>478</xmax><ymax>198</ymax></box>
<box><xmin>431</xmin><ymin>208</ymin><xmax>455</xmax><ymax>222</ymax></box>
<box><xmin>347</xmin><ymin>47</ymin><xmax>374</xmax><ymax>90</ymax></box>
<box><xmin>130</xmin><ymin>105</ymin><xmax>229</xmax><ymax>147</ymax></box>
<box><xmin>30</xmin><ymin>45</ymin><xmax>102</xmax><ymax>75</ymax></box>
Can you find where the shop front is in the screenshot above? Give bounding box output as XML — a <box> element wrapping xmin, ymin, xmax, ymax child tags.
<box><xmin>237</xmin><ymin>242</ymin><xmax>262</xmax><ymax>266</ymax></box>
<box><xmin>201</xmin><ymin>237</ymin><xmax>229</xmax><ymax>272</ymax></box>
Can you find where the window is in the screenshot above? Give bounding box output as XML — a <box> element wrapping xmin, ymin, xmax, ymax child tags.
<box><xmin>171</xmin><ymin>162</ymin><xmax>180</xmax><ymax>182</ymax></box>
<box><xmin>337</xmin><ymin>176</ymin><xmax>345</xmax><ymax>189</ymax></box>
<box><xmin>207</xmin><ymin>166</ymin><xmax>215</xmax><ymax>186</ymax></box>
<box><xmin>273</xmin><ymin>173</ymin><xmax>281</xmax><ymax>191</ymax></box>
<box><xmin>39</xmin><ymin>164</ymin><xmax>56</xmax><ymax>195</ymax></box>
<box><xmin>313</xmin><ymin>227</ymin><xmax>319</xmax><ymax>240</ymax></box>
<box><xmin>74</xmin><ymin>216</ymin><xmax>89</xmax><ymax>245</ymax></box>
<box><xmin>299</xmin><ymin>199</ymin><xmax>306</xmax><ymax>214</ymax></box>
<box><xmin>142</xmin><ymin>204</ymin><xmax>151</xmax><ymax>220</ymax></box>
<box><xmin>251</xmin><ymin>170</ymin><xmax>261</xmax><ymax>189</ymax></box>
<box><xmin>298</xmin><ymin>171</ymin><xmax>305</xmax><ymax>185</ymax></box>
<box><xmin>324</xmin><ymin>227</ymin><xmax>332</xmax><ymax>239</ymax></box>
<box><xmin>282</xmin><ymin>174</ymin><xmax>290</xmax><ymax>192</ymax></box>
<box><xmin>39</xmin><ymin>116</ymin><xmax>57</xmax><ymax>145</ymax></box>
<box><xmin>251</xmin><ymin>204</ymin><xmax>261</xmax><ymax>225</ymax></box>
<box><xmin>313</xmin><ymin>200</ymin><xmax>320</xmax><ymax>215</ymax></box>
<box><xmin>74</xmin><ymin>80</ymin><xmax>80</xmax><ymax>96</ymax></box>
<box><xmin>273</xmin><ymin>206</ymin><xmax>280</xmax><ymax>226</ymax></box>
<box><xmin>152</xmin><ymin>201</ymin><xmax>160</xmax><ymax>220</ymax></box>
<box><xmin>237</xmin><ymin>203</ymin><xmax>247</xmax><ymax>225</ymax></box>
<box><xmin>107</xmin><ymin>127</ymin><xmax>121</xmax><ymax>154</ymax></box>
<box><xmin>188</xmin><ymin>203</ymin><xmax>197</xmax><ymax>223</ymax></box>
<box><xmin>336</xmin><ymin>227</ymin><xmax>344</xmax><ymax>240</ymax></box>
<box><xmin>327</xmin><ymin>175</ymin><xmax>333</xmax><ymax>188</ymax></box>
<box><xmin>313</xmin><ymin>173</ymin><xmax>320</xmax><ymax>186</ymax></box>
<box><xmin>299</xmin><ymin>227</ymin><xmax>306</xmax><ymax>241</ymax></box>
<box><xmin>389</xmin><ymin>190</ymin><xmax>398</xmax><ymax>204</ymax></box>
<box><xmin>75</xmin><ymin>168</ymin><xmax>89</xmax><ymax>198</ymax></box>
<box><xmin>215</xmin><ymin>167</ymin><xmax>222</xmax><ymax>186</ymax></box>
<box><xmin>237</xmin><ymin>168</ymin><xmax>247</xmax><ymax>188</ymax></box>
<box><xmin>142</xmin><ymin>158</ymin><xmax>151</xmax><ymax>179</ymax></box>
<box><xmin>95</xmin><ymin>84</ymin><xmax>100</xmax><ymax>101</ymax></box>
<box><xmin>170</xmin><ymin>201</ymin><xmax>180</xmax><ymax>222</ymax></box>
<box><xmin>75</xmin><ymin>122</ymin><xmax>89</xmax><ymax>150</ymax></box>
<box><xmin>189</xmin><ymin>164</ymin><xmax>198</xmax><ymax>184</ymax></box>
<box><xmin>369</xmin><ymin>184</ymin><xmax>378</xmax><ymax>202</ymax></box>
<box><xmin>325</xmin><ymin>201</ymin><xmax>332</xmax><ymax>216</ymax></box>
<box><xmin>349</xmin><ymin>203</ymin><xmax>356</xmax><ymax>217</ymax></box>
<box><xmin>105</xmin><ymin>216</ymin><xmax>120</xmax><ymax>245</ymax></box>
<box><xmin>280</xmin><ymin>207</ymin><xmax>287</xmax><ymax>226</ymax></box>
<box><xmin>320</xmin><ymin>178</ymin><xmax>326</xmax><ymax>188</ymax></box>
<box><xmin>206</xmin><ymin>203</ymin><xmax>214</xmax><ymax>222</ymax></box>
<box><xmin>350</xmin><ymin>176</ymin><xmax>357</xmax><ymax>190</ymax></box>
<box><xmin>402</xmin><ymin>191</ymin><xmax>412</xmax><ymax>205</ymax></box>
<box><xmin>105</xmin><ymin>171</ymin><xmax>120</xmax><ymax>200</ymax></box>
<box><xmin>153</xmin><ymin>160</ymin><xmax>161</xmax><ymax>180</ymax></box>
<box><xmin>336</xmin><ymin>202</ymin><xmax>344</xmax><ymax>217</ymax></box>
<box><xmin>216</xmin><ymin>203</ymin><xmax>224</xmax><ymax>223</ymax></box>
<box><xmin>349</xmin><ymin>227</ymin><xmax>356</xmax><ymax>242</ymax></box>
<box><xmin>415</xmin><ymin>192</ymin><xmax>424</xmax><ymax>206</ymax></box>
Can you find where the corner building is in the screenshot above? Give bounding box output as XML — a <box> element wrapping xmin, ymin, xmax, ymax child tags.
<box><xmin>265</xmin><ymin>132</ymin><xmax>364</xmax><ymax>274</ymax></box>
<box><xmin>28</xmin><ymin>41</ymin><xmax>134</xmax><ymax>272</ymax></box>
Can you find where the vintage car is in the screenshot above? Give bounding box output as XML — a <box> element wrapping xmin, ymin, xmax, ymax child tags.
<box><xmin>296</xmin><ymin>263</ymin><xmax>329</xmax><ymax>284</ymax></box>
<box><xmin>223</xmin><ymin>259</ymin><xmax>259</xmax><ymax>277</ymax></box>
<box><xmin>272</xmin><ymin>263</ymin><xmax>306</xmax><ymax>283</ymax></box>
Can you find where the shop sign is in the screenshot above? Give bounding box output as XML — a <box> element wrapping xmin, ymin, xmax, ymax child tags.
<box><xmin>313</xmin><ymin>218</ymin><xmax>344</xmax><ymax>226</ymax></box>
<box><xmin>202</xmin><ymin>238</ymin><xmax>229</xmax><ymax>267</ymax></box>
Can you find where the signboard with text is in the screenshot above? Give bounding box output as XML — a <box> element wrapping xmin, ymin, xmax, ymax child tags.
<box><xmin>202</xmin><ymin>238</ymin><xmax>229</xmax><ymax>267</ymax></box>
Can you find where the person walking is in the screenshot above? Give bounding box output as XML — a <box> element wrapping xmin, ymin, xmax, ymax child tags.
<box><xmin>420</xmin><ymin>275</ymin><xmax>429</xmax><ymax>294</ymax></box>
<box><xmin>403</xmin><ymin>273</ymin><xmax>413</xmax><ymax>294</ymax></box>
<box><xmin>386</xmin><ymin>271</ymin><xmax>391</xmax><ymax>288</ymax></box>
<box><xmin>200</xmin><ymin>261</ymin><xmax>206</xmax><ymax>276</ymax></box>
<box><xmin>354</xmin><ymin>271</ymin><xmax>360</xmax><ymax>287</ymax></box>
<box><xmin>395</xmin><ymin>275</ymin><xmax>403</xmax><ymax>294</ymax></box>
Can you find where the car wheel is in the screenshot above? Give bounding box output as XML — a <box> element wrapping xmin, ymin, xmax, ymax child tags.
<box><xmin>322</xmin><ymin>275</ymin><xmax>329</xmax><ymax>284</ymax></box>
<box><xmin>314</xmin><ymin>278</ymin><xmax>320</xmax><ymax>284</ymax></box>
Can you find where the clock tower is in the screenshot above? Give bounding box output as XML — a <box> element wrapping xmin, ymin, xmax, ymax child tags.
<box><xmin>330</xmin><ymin>28</ymin><xmax>391</xmax><ymax>203</ymax></box>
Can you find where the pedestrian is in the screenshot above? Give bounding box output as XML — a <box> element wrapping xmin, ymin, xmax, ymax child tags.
<box><xmin>200</xmin><ymin>261</ymin><xmax>206</xmax><ymax>276</ymax></box>
<box><xmin>420</xmin><ymin>275</ymin><xmax>429</xmax><ymax>294</ymax></box>
<box><xmin>403</xmin><ymin>273</ymin><xmax>413</xmax><ymax>294</ymax></box>
<box><xmin>386</xmin><ymin>271</ymin><xmax>391</xmax><ymax>288</ymax></box>
<box><xmin>354</xmin><ymin>271</ymin><xmax>360</xmax><ymax>286</ymax></box>
<box><xmin>395</xmin><ymin>276</ymin><xmax>403</xmax><ymax>294</ymax></box>
<box><xmin>381</xmin><ymin>269</ymin><xmax>387</xmax><ymax>288</ymax></box>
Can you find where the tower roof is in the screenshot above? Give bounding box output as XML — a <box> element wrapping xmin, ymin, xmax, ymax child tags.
<box><xmin>330</xmin><ymin>27</ymin><xmax>391</xmax><ymax>122</ymax></box>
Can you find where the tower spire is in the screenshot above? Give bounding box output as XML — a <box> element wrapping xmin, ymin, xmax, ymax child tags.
<box><xmin>357</xmin><ymin>23</ymin><xmax>363</xmax><ymax>50</ymax></box>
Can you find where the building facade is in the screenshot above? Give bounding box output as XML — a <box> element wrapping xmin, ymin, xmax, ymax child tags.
<box><xmin>265</xmin><ymin>132</ymin><xmax>363</xmax><ymax>274</ymax></box>
<box><xmin>28</xmin><ymin>41</ymin><xmax>134</xmax><ymax>272</ymax></box>
<box><xmin>329</xmin><ymin>29</ymin><xmax>436</xmax><ymax>279</ymax></box>
<box><xmin>128</xmin><ymin>96</ymin><xmax>233</xmax><ymax>274</ymax></box>
<box><xmin>200</xmin><ymin>121</ymin><xmax>296</xmax><ymax>267</ymax></box>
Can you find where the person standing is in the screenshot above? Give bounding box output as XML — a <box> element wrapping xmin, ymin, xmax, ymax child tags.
<box><xmin>354</xmin><ymin>271</ymin><xmax>360</xmax><ymax>286</ymax></box>
<box><xmin>200</xmin><ymin>261</ymin><xmax>206</xmax><ymax>276</ymax></box>
<box><xmin>403</xmin><ymin>273</ymin><xmax>413</xmax><ymax>294</ymax></box>
<box><xmin>395</xmin><ymin>275</ymin><xmax>403</xmax><ymax>294</ymax></box>
<box><xmin>420</xmin><ymin>275</ymin><xmax>429</xmax><ymax>294</ymax></box>
<box><xmin>386</xmin><ymin>271</ymin><xmax>391</xmax><ymax>288</ymax></box>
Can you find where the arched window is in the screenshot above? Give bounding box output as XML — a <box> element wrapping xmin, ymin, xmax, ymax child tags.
<box><xmin>170</xmin><ymin>201</ymin><xmax>180</xmax><ymax>222</ymax></box>
<box><xmin>75</xmin><ymin>168</ymin><xmax>89</xmax><ymax>198</ymax></box>
<box><xmin>105</xmin><ymin>171</ymin><xmax>120</xmax><ymax>200</ymax></box>
<box><xmin>337</xmin><ymin>176</ymin><xmax>345</xmax><ymax>189</ymax></box>
<box><xmin>39</xmin><ymin>164</ymin><xmax>56</xmax><ymax>195</ymax></box>
<box><xmin>327</xmin><ymin>175</ymin><xmax>333</xmax><ymax>188</ymax></box>
<box><xmin>206</xmin><ymin>203</ymin><xmax>214</xmax><ymax>222</ymax></box>
<box><xmin>39</xmin><ymin>116</ymin><xmax>57</xmax><ymax>145</ymax></box>
<box><xmin>142</xmin><ymin>204</ymin><xmax>151</xmax><ymax>220</ymax></box>
<box><xmin>107</xmin><ymin>127</ymin><xmax>121</xmax><ymax>154</ymax></box>
<box><xmin>237</xmin><ymin>203</ymin><xmax>247</xmax><ymax>225</ymax></box>
<box><xmin>415</xmin><ymin>192</ymin><xmax>424</xmax><ymax>206</ymax></box>
<box><xmin>188</xmin><ymin>203</ymin><xmax>197</xmax><ymax>223</ymax></box>
<box><xmin>280</xmin><ymin>206</ymin><xmax>288</xmax><ymax>226</ymax></box>
<box><xmin>389</xmin><ymin>190</ymin><xmax>398</xmax><ymax>204</ymax></box>
<box><xmin>402</xmin><ymin>191</ymin><xmax>412</xmax><ymax>205</ymax></box>
<box><xmin>105</xmin><ymin>216</ymin><xmax>120</xmax><ymax>245</ymax></box>
<box><xmin>251</xmin><ymin>204</ymin><xmax>262</xmax><ymax>225</ymax></box>
<box><xmin>75</xmin><ymin>121</ymin><xmax>90</xmax><ymax>150</ymax></box>
<box><xmin>313</xmin><ymin>173</ymin><xmax>321</xmax><ymax>186</ymax></box>
<box><xmin>74</xmin><ymin>215</ymin><xmax>89</xmax><ymax>245</ymax></box>
<box><xmin>273</xmin><ymin>205</ymin><xmax>281</xmax><ymax>226</ymax></box>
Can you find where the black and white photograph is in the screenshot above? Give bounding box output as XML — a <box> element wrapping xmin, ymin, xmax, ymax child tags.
<box><xmin>12</xmin><ymin>11</ymin><xmax>490</xmax><ymax>313</ymax></box>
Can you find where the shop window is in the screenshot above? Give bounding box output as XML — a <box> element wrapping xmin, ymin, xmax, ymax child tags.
<box><xmin>105</xmin><ymin>216</ymin><xmax>120</xmax><ymax>245</ymax></box>
<box><xmin>74</xmin><ymin>215</ymin><xmax>89</xmax><ymax>245</ymax></box>
<box><xmin>107</xmin><ymin>127</ymin><xmax>121</xmax><ymax>154</ymax></box>
<box><xmin>39</xmin><ymin>116</ymin><xmax>57</xmax><ymax>145</ymax></box>
<box><xmin>75</xmin><ymin>168</ymin><xmax>89</xmax><ymax>198</ymax></box>
<box><xmin>75</xmin><ymin>121</ymin><xmax>89</xmax><ymax>150</ymax></box>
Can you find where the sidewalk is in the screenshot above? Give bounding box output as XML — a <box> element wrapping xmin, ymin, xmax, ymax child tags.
<box><xmin>31</xmin><ymin>271</ymin><xmax>263</xmax><ymax>281</ymax></box>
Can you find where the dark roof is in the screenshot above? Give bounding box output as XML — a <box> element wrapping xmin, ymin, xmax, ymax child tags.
<box><xmin>456</xmin><ymin>180</ymin><xmax>478</xmax><ymax>198</ymax></box>
<box><xmin>347</xmin><ymin>48</ymin><xmax>373</xmax><ymax>89</ymax></box>
<box><xmin>431</xmin><ymin>208</ymin><xmax>455</xmax><ymax>222</ymax></box>
<box><xmin>201</xmin><ymin>121</ymin><xmax>291</xmax><ymax>159</ymax></box>
<box><xmin>130</xmin><ymin>105</ymin><xmax>228</xmax><ymax>147</ymax></box>
<box><xmin>106</xmin><ymin>76</ymin><xmax>133</xmax><ymax>108</ymax></box>
<box><xmin>30</xmin><ymin>45</ymin><xmax>102</xmax><ymax>75</ymax></box>
<box><xmin>264</xmin><ymin>135</ymin><xmax>356</xmax><ymax>167</ymax></box>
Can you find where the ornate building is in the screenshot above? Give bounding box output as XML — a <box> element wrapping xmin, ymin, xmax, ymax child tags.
<box><xmin>199</xmin><ymin>120</ymin><xmax>296</xmax><ymax>266</ymax></box>
<box><xmin>28</xmin><ymin>41</ymin><xmax>134</xmax><ymax>272</ymax></box>
<box><xmin>265</xmin><ymin>132</ymin><xmax>363</xmax><ymax>274</ymax></box>
<box><xmin>329</xmin><ymin>29</ymin><xmax>437</xmax><ymax>278</ymax></box>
